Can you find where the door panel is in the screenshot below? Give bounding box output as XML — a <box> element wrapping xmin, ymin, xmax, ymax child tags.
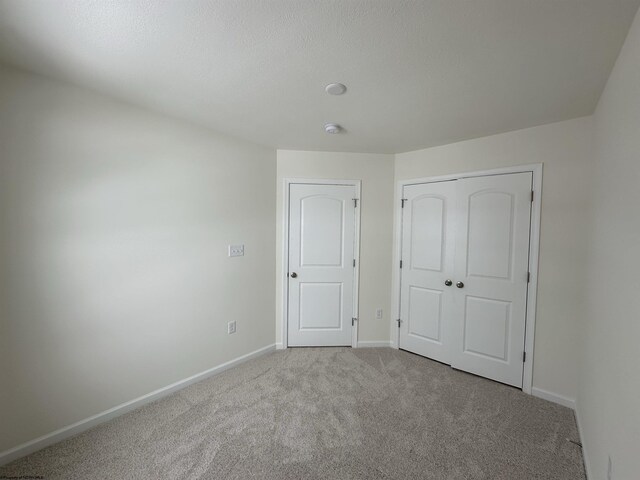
<box><xmin>300</xmin><ymin>196</ymin><xmax>344</xmax><ymax>266</ymax></box>
<box><xmin>288</xmin><ymin>184</ymin><xmax>356</xmax><ymax>346</ymax></box>
<box><xmin>299</xmin><ymin>283</ymin><xmax>343</xmax><ymax>330</ymax></box>
<box><xmin>399</xmin><ymin>181</ymin><xmax>456</xmax><ymax>363</ymax></box>
<box><xmin>466</xmin><ymin>191</ymin><xmax>515</xmax><ymax>279</ymax></box>
<box><xmin>408</xmin><ymin>286</ymin><xmax>443</xmax><ymax>342</ymax></box>
<box><xmin>451</xmin><ymin>172</ymin><xmax>532</xmax><ymax>387</ymax></box>
<box><xmin>410</xmin><ymin>196</ymin><xmax>446</xmax><ymax>271</ymax></box>
<box><xmin>463</xmin><ymin>296</ymin><xmax>511</xmax><ymax>361</ymax></box>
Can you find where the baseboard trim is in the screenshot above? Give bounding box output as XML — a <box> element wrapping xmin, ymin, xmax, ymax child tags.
<box><xmin>574</xmin><ymin>402</ymin><xmax>591</xmax><ymax>479</ymax></box>
<box><xmin>275</xmin><ymin>343</ymin><xmax>285</xmax><ymax>350</ymax></box>
<box><xmin>0</xmin><ymin>343</ymin><xmax>276</xmax><ymax>467</ymax></box>
<box><xmin>531</xmin><ymin>387</ymin><xmax>576</xmax><ymax>410</ymax></box>
<box><xmin>356</xmin><ymin>341</ymin><xmax>392</xmax><ymax>348</ymax></box>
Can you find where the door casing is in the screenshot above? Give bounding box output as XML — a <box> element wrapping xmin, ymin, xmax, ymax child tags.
<box><xmin>390</xmin><ymin>164</ymin><xmax>543</xmax><ymax>394</ymax></box>
<box><xmin>281</xmin><ymin>178</ymin><xmax>362</xmax><ymax>349</ymax></box>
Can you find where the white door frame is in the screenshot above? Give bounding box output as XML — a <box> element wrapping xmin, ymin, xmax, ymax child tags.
<box><xmin>390</xmin><ymin>164</ymin><xmax>543</xmax><ymax>394</ymax></box>
<box><xmin>281</xmin><ymin>178</ymin><xmax>362</xmax><ymax>349</ymax></box>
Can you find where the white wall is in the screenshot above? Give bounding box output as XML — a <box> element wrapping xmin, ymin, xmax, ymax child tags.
<box><xmin>276</xmin><ymin>150</ymin><xmax>395</xmax><ymax>345</ymax></box>
<box><xmin>395</xmin><ymin>116</ymin><xmax>595</xmax><ymax>402</ymax></box>
<box><xmin>579</xmin><ymin>8</ymin><xmax>640</xmax><ymax>479</ymax></box>
<box><xmin>0</xmin><ymin>66</ymin><xmax>276</xmax><ymax>453</ymax></box>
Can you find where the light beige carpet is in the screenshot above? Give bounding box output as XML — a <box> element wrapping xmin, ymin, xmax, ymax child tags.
<box><xmin>0</xmin><ymin>347</ymin><xmax>585</xmax><ymax>479</ymax></box>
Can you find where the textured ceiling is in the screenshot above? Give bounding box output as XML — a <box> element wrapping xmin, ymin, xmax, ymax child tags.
<box><xmin>0</xmin><ymin>0</ymin><xmax>638</xmax><ymax>153</ymax></box>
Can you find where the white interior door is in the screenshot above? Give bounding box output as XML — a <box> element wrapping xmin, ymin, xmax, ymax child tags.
<box><xmin>398</xmin><ymin>172</ymin><xmax>533</xmax><ymax>388</ymax></box>
<box><xmin>450</xmin><ymin>172</ymin><xmax>532</xmax><ymax>387</ymax></box>
<box><xmin>399</xmin><ymin>181</ymin><xmax>456</xmax><ymax>364</ymax></box>
<box><xmin>287</xmin><ymin>183</ymin><xmax>356</xmax><ymax>346</ymax></box>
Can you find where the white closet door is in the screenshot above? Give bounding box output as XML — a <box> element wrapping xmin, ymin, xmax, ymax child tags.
<box><xmin>450</xmin><ymin>173</ymin><xmax>532</xmax><ymax>387</ymax></box>
<box><xmin>287</xmin><ymin>184</ymin><xmax>356</xmax><ymax>346</ymax></box>
<box><xmin>399</xmin><ymin>181</ymin><xmax>457</xmax><ymax>364</ymax></box>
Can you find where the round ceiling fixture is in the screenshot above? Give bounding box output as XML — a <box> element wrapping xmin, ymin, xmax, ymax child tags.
<box><xmin>325</xmin><ymin>83</ymin><xmax>347</xmax><ymax>95</ymax></box>
<box><xmin>324</xmin><ymin>123</ymin><xmax>341</xmax><ymax>134</ymax></box>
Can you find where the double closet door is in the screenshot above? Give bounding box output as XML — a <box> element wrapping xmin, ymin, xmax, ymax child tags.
<box><xmin>399</xmin><ymin>172</ymin><xmax>532</xmax><ymax>388</ymax></box>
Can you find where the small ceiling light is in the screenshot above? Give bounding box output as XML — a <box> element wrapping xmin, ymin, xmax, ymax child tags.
<box><xmin>324</xmin><ymin>123</ymin><xmax>342</xmax><ymax>134</ymax></box>
<box><xmin>325</xmin><ymin>83</ymin><xmax>347</xmax><ymax>95</ymax></box>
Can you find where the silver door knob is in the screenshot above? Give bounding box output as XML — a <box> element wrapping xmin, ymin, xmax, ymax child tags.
<box><xmin>290</xmin><ymin>272</ymin><xmax>297</xmax><ymax>278</ymax></box>
<box><xmin>456</xmin><ymin>281</ymin><xmax>464</xmax><ymax>288</ymax></box>
<box><xmin>444</xmin><ymin>279</ymin><xmax>453</xmax><ymax>286</ymax></box>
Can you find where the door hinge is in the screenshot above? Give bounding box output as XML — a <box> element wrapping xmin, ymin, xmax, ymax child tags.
<box><xmin>353</xmin><ymin>198</ymin><xmax>359</xmax><ymax>208</ymax></box>
<box><xmin>399</xmin><ymin>260</ymin><xmax>403</xmax><ymax>269</ymax></box>
<box><xmin>353</xmin><ymin>259</ymin><xmax>356</xmax><ymax>267</ymax></box>
<box><xmin>352</xmin><ymin>317</ymin><xmax>357</xmax><ymax>326</ymax></box>
<box><xmin>401</xmin><ymin>198</ymin><xmax>408</xmax><ymax>208</ymax></box>
<box><xmin>527</xmin><ymin>271</ymin><xmax>531</xmax><ymax>283</ymax></box>
<box><xmin>531</xmin><ymin>190</ymin><xmax>534</xmax><ymax>202</ymax></box>
<box><xmin>396</xmin><ymin>318</ymin><xmax>402</xmax><ymax>328</ymax></box>
<box><xmin>523</xmin><ymin>351</ymin><xmax>527</xmax><ymax>363</ymax></box>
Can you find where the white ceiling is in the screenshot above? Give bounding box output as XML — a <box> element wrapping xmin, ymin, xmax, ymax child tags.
<box><xmin>0</xmin><ymin>1</ymin><xmax>638</xmax><ymax>154</ymax></box>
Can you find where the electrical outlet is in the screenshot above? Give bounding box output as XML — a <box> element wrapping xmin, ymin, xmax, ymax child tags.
<box><xmin>607</xmin><ymin>456</ymin><xmax>612</xmax><ymax>480</ymax></box>
<box><xmin>376</xmin><ymin>308</ymin><xmax>383</xmax><ymax>320</ymax></box>
<box><xmin>228</xmin><ymin>244</ymin><xmax>244</xmax><ymax>257</ymax></box>
<box><xmin>227</xmin><ymin>320</ymin><xmax>236</xmax><ymax>335</ymax></box>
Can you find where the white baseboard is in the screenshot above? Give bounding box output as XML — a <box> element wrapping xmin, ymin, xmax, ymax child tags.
<box><xmin>531</xmin><ymin>387</ymin><xmax>576</xmax><ymax>410</ymax></box>
<box><xmin>356</xmin><ymin>341</ymin><xmax>392</xmax><ymax>348</ymax></box>
<box><xmin>0</xmin><ymin>343</ymin><xmax>276</xmax><ymax>467</ymax></box>
<box><xmin>574</xmin><ymin>402</ymin><xmax>591</xmax><ymax>479</ymax></box>
<box><xmin>532</xmin><ymin>389</ymin><xmax>590</xmax><ymax>477</ymax></box>
<box><xmin>275</xmin><ymin>341</ymin><xmax>392</xmax><ymax>349</ymax></box>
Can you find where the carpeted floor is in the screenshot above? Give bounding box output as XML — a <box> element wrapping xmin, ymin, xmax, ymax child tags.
<box><xmin>0</xmin><ymin>347</ymin><xmax>585</xmax><ymax>479</ymax></box>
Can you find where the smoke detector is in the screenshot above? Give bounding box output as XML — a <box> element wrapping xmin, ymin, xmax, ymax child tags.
<box><xmin>325</xmin><ymin>83</ymin><xmax>347</xmax><ymax>95</ymax></box>
<box><xmin>324</xmin><ymin>123</ymin><xmax>341</xmax><ymax>134</ymax></box>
